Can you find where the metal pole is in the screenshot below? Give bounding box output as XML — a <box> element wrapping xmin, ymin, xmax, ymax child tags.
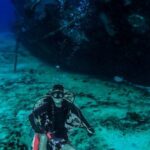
<box><xmin>14</xmin><ymin>36</ymin><xmax>20</xmax><ymax>72</ymax></box>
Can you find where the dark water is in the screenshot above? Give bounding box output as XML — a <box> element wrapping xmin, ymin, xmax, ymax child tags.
<box><xmin>0</xmin><ymin>0</ymin><xmax>15</xmax><ymax>32</ymax></box>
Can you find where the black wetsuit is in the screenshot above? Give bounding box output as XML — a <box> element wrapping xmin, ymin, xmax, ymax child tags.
<box><xmin>29</xmin><ymin>96</ymin><xmax>92</xmax><ymax>140</ymax></box>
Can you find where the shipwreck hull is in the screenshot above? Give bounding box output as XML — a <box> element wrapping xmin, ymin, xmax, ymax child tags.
<box><xmin>13</xmin><ymin>0</ymin><xmax>150</xmax><ymax>85</ymax></box>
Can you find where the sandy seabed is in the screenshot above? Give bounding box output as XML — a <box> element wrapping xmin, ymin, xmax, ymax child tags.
<box><xmin>0</xmin><ymin>32</ymin><xmax>150</xmax><ymax>150</ymax></box>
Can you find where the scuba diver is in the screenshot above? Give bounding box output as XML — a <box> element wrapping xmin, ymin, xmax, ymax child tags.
<box><xmin>29</xmin><ymin>84</ymin><xmax>95</xmax><ymax>150</ymax></box>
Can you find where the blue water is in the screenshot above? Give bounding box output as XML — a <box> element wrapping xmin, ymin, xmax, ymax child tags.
<box><xmin>0</xmin><ymin>0</ymin><xmax>16</xmax><ymax>32</ymax></box>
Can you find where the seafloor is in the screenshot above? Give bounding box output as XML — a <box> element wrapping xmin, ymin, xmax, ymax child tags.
<box><xmin>0</xmin><ymin>32</ymin><xmax>150</xmax><ymax>150</ymax></box>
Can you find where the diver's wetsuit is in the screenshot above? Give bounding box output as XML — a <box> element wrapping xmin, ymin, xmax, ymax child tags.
<box><xmin>29</xmin><ymin>96</ymin><xmax>92</xmax><ymax>140</ymax></box>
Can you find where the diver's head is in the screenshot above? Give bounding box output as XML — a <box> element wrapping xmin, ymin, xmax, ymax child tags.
<box><xmin>51</xmin><ymin>84</ymin><xmax>64</xmax><ymax>107</ymax></box>
<box><xmin>52</xmin><ymin>84</ymin><xmax>64</xmax><ymax>93</ymax></box>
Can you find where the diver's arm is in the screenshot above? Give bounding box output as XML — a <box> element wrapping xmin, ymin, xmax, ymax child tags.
<box><xmin>70</xmin><ymin>103</ymin><xmax>95</xmax><ymax>135</ymax></box>
<box><xmin>29</xmin><ymin>103</ymin><xmax>48</xmax><ymax>133</ymax></box>
<box><xmin>31</xmin><ymin>0</ymin><xmax>41</xmax><ymax>10</ymax></box>
<box><xmin>24</xmin><ymin>0</ymin><xmax>41</xmax><ymax>18</ymax></box>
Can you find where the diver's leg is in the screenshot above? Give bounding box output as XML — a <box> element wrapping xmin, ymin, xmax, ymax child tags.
<box><xmin>39</xmin><ymin>134</ymin><xmax>48</xmax><ymax>150</ymax></box>
<box><xmin>32</xmin><ymin>133</ymin><xmax>40</xmax><ymax>150</ymax></box>
<box><xmin>61</xmin><ymin>144</ymin><xmax>76</xmax><ymax>150</ymax></box>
